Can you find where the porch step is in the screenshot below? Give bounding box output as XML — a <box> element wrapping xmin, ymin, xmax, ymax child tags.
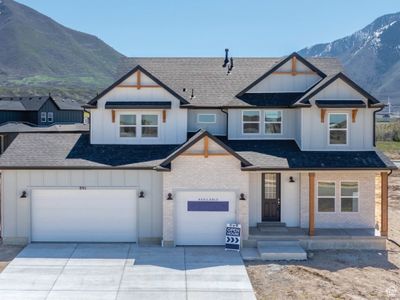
<box><xmin>257</xmin><ymin>240</ymin><xmax>307</xmax><ymax>261</ymax></box>
<box><xmin>257</xmin><ymin>222</ymin><xmax>286</xmax><ymax>228</ymax></box>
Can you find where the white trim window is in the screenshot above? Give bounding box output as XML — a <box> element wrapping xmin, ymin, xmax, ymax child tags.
<box><xmin>328</xmin><ymin>113</ymin><xmax>348</xmax><ymax>145</ymax></box>
<box><xmin>141</xmin><ymin>114</ymin><xmax>159</xmax><ymax>138</ymax></box>
<box><xmin>317</xmin><ymin>181</ymin><xmax>335</xmax><ymax>212</ymax></box>
<box><xmin>197</xmin><ymin>114</ymin><xmax>216</xmax><ymax>124</ymax></box>
<box><xmin>242</xmin><ymin>110</ymin><xmax>260</xmax><ymax>134</ymax></box>
<box><xmin>40</xmin><ymin>112</ymin><xmax>47</xmax><ymax>123</ymax></box>
<box><xmin>265</xmin><ymin>110</ymin><xmax>282</xmax><ymax>134</ymax></box>
<box><xmin>340</xmin><ymin>181</ymin><xmax>359</xmax><ymax>212</ymax></box>
<box><xmin>47</xmin><ymin>112</ymin><xmax>54</xmax><ymax>123</ymax></box>
<box><xmin>119</xmin><ymin>115</ymin><xmax>137</xmax><ymax>138</ymax></box>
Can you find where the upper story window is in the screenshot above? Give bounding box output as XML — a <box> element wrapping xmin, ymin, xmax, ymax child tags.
<box><xmin>340</xmin><ymin>181</ymin><xmax>358</xmax><ymax>212</ymax></box>
<box><xmin>141</xmin><ymin>114</ymin><xmax>159</xmax><ymax>137</ymax></box>
<box><xmin>120</xmin><ymin>115</ymin><xmax>136</xmax><ymax>137</ymax></box>
<box><xmin>242</xmin><ymin>110</ymin><xmax>260</xmax><ymax>134</ymax></box>
<box><xmin>265</xmin><ymin>110</ymin><xmax>282</xmax><ymax>134</ymax></box>
<box><xmin>47</xmin><ymin>112</ymin><xmax>54</xmax><ymax>123</ymax></box>
<box><xmin>40</xmin><ymin>112</ymin><xmax>47</xmax><ymax>123</ymax></box>
<box><xmin>328</xmin><ymin>113</ymin><xmax>348</xmax><ymax>145</ymax></box>
<box><xmin>119</xmin><ymin>114</ymin><xmax>159</xmax><ymax>138</ymax></box>
<box><xmin>317</xmin><ymin>181</ymin><xmax>335</xmax><ymax>212</ymax></box>
<box><xmin>197</xmin><ymin>114</ymin><xmax>216</xmax><ymax>124</ymax></box>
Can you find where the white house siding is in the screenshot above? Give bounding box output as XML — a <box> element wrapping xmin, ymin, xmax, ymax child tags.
<box><xmin>90</xmin><ymin>72</ymin><xmax>187</xmax><ymax>145</ymax></box>
<box><xmin>300</xmin><ymin>171</ymin><xmax>376</xmax><ymax>229</ymax></box>
<box><xmin>187</xmin><ymin>109</ymin><xmax>227</xmax><ymax>136</ymax></box>
<box><xmin>1</xmin><ymin>169</ymin><xmax>163</xmax><ymax>244</ymax></box>
<box><xmin>301</xmin><ymin>79</ymin><xmax>375</xmax><ymax>151</ymax></box>
<box><xmin>247</xmin><ymin>60</ymin><xmax>321</xmax><ymax>93</ymax></box>
<box><xmin>228</xmin><ymin>108</ymin><xmax>297</xmax><ymax>140</ymax></box>
<box><xmin>163</xmin><ymin>155</ymin><xmax>250</xmax><ymax>245</ymax></box>
<box><xmin>249</xmin><ymin>172</ymin><xmax>300</xmax><ymax>227</ymax></box>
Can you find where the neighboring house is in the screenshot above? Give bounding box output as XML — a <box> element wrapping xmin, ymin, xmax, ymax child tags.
<box><xmin>0</xmin><ymin>53</ymin><xmax>395</xmax><ymax>250</ymax></box>
<box><xmin>0</xmin><ymin>96</ymin><xmax>83</xmax><ymax>126</ymax></box>
<box><xmin>0</xmin><ymin>96</ymin><xmax>84</xmax><ymax>154</ymax></box>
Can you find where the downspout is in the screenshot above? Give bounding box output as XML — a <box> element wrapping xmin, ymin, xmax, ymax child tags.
<box><xmin>373</xmin><ymin>106</ymin><xmax>385</xmax><ymax>147</ymax></box>
<box><xmin>220</xmin><ymin>108</ymin><xmax>228</xmax><ymax>137</ymax></box>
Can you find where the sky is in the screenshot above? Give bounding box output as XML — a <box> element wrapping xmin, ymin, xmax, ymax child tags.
<box><xmin>16</xmin><ymin>0</ymin><xmax>400</xmax><ymax>57</ymax></box>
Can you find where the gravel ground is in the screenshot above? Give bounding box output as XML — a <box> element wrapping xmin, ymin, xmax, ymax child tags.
<box><xmin>246</xmin><ymin>172</ymin><xmax>400</xmax><ymax>300</ymax></box>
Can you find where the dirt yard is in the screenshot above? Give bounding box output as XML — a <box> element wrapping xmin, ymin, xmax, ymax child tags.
<box><xmin>0</xmin><ymin>243</ymin><xmax>23</xmax><ymax>272</ymax></box>
<box><xmin>246</xmin><ymin>173</ymin><xmax>400</xmax><ymax>300</ymax></box>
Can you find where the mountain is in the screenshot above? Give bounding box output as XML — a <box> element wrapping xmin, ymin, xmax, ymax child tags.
<box><xmin>0</xmin><ymin>0</ymin><xmax>124</xmax><ymax>102</ymax></box>
<box><xmin>300</xmin><ymin>12</ymin><xmax>400</xmax><ymax>104</ymax></box>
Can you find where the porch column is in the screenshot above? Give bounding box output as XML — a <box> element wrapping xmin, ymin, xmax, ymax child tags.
<box><xmin>309</xmin><ymin>172</ymin><xmax>315</xmax><ymax>236</ymax></box>
<box><xmin>380</xmin><ymin>172</ymin><xmax>389</xmax><ymax>237</ymax></box>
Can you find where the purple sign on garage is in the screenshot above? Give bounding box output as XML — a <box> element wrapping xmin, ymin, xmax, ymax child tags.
<box><xmin>187</xmin><ymin>201</ymin><xmax>229</xmax><ymax>212</ymax></box>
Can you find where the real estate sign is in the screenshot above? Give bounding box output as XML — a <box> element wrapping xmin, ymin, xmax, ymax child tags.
<box><xmin>225</xmin><ymin>223</ymin><xmax>241</xmax><ymax>251</ymax></box>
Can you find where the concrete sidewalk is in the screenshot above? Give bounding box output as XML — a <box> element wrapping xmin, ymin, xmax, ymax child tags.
<box><xmin>0</xmin><ymin>243</ymin><xmax>255</xmax><ymax>300</ymax></box>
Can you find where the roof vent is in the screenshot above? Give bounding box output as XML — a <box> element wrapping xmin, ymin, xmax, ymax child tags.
<box><xmin>227</xmin><ymin>57</ymin><xmax>234</xmax><ymax>75</ymax></box>
<box><xmin>190</xmin><ymin>89</ymin><xmax>195</xmax><ymax>99</ymax></box>
<box><xmin>182</xmin><ymin>88</ymin><xmax>186</xmax><ymax>92</ymax></box>
<box><xmin>222</xmin><ymin>48</ymin><xmax>229</xmax><ymax>67</ymax></box>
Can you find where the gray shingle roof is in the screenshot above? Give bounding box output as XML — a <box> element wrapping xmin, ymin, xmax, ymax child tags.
<box><xmin>0</xmin><ymin>122</ymin><xmax>89</xmax><ymax>133</ymax></box>
<box><xmin>0</xmin><ymin>132</ymin><xmax>394</xmax><ymax>170</ymax></box>
<box><xmin>0</xmin><ymin>96</ymin><xmax>83</xmax><ymax>111</ymax></box>
<box><xmin>115</xmin><ymin>57</ymin><xmax>343</xmax><ymax>107</ymax></box>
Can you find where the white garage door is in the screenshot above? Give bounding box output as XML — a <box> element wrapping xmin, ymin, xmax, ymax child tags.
<box><xmin>175</xmin><ymin>191</ymin><xmax>236</xmax><ymax>245</ymax></box>
<box><xmin>31</xmin><ymin>189</ymin><xmax>137</xmax><ymax>242</ymax></box>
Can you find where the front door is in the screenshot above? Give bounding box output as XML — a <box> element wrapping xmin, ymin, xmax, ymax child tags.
<box><xmin>262</xmin><ymin>173</ymin><xmax>281</xmax><ymax>222</ymax></box>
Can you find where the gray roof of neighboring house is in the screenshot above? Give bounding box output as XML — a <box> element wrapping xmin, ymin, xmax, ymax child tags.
<box><xmin>0</xmin><ymin>122</ymin><xmax>89</xmax><ymax>133</ymax></box>
<box><xmin>0</xmin><ymin>132</ymin><xmax>395</xmax><ymax>170</ymax></box>
<box><xmin>88</xmin><ymin>55</ymin><xmax>343</xmax><ymax>108</ymax></box>
<box><xmin>0</xmin><ymin>96</ymin><xmax>83</xmax><ymax>111</ymax></box>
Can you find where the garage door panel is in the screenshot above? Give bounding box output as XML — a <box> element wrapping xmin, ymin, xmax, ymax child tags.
<box><xmin>31</xmin><ymin>189</ymin><xmax>137</xmax><ymax>242</ymax></box>
<box><xmin>175</xmin><ymin>191</ymin><xmax>236</xmax><ymax>245</ymax></box>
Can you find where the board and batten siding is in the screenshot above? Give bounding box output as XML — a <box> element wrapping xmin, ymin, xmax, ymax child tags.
<box><xmin>1</xmin><ymin>169</ymin><xmax>163</xmax><ymax>244</ymax></box>
<box><xmin>301</xmin><ymin>79</ymin><xmax>375</xmax><ymax>151</ymax></box>
<box><xmin>90</xmin><ymin>72</ymin><xmax>187</xmax><ymax>145</ymax></box>
<box><xmin>187</xmin><ymin>109</ymin><xmax>227</xmax><ymax>136</ymax></box>
<box><xmin>38</xmin><ymin>99</ymin><xmax>83</xmax><ymax>126</ymax></box>
<box><xmin>228</xmin><ymin>108</ymin><xmax>298</xmax><ymax>140</ymax></box>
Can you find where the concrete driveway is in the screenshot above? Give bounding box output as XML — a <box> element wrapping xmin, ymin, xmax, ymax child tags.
<box><xmin>0</xmin><ymin>243</ymin><xmax>255</xmax><ymax>300</ymax></box>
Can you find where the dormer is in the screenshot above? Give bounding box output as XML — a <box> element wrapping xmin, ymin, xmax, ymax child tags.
<box><xmin>237</xmin><ymin>53</ymin><xmax>325</xmax><ymax>98</ymax></box>
<box><xmin>85</xmin><ymin>66</ymin><xmax>189</xmax><ymax>145</ymax></box>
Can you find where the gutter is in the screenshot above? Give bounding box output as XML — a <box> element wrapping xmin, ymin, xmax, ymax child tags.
<box><xmin>220</xmin><ymin>108</ymin><xmax>228</xmax><ymax>137</ymax></box>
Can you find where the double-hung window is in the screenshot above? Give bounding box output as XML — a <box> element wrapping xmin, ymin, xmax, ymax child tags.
<box><xmin>119</xmin><ymin>114</ymin><xmax>159</xmax><ymax>138</ymax></box>
<box><xmin>265</xmin><ymin>110</ymin><xmax>282</xmax><ymax>134</ymax></box>
<box><xmin>329</xmin><ymin>113</ymin><xmax>348</xmax><ymax>145</ymax></box>
<box><xmin>40</xmin><ymin>112</ymin><xmax>47</xmax><ymax>123</ymax></box>
<box><xmin>47</xmin><ymin>112</ymin><xmax>54</xmax><ymax>123</ymax></box>
<box><xmin>242</xmin><ymin>111</ymin><xmax>260</xmax><ymax>134</ymax></box>
<box><xmin>141</xmin><ymin>114</ymin><xmax>158</xmax><ymax>138</ymax></box>
<box><xmin>317</xmin><ymin>181</ymin><xmax>335</xmax><ymax>212</ymax></box>
<box><xmin>341</xmin><ymin>182</ymin><xmax>359</xmax><ymax>212</ymax></box>
<box><xmin>120</xmin><ymin>115</ymin><xmax>136</xmax><ymax>138</ymax></box>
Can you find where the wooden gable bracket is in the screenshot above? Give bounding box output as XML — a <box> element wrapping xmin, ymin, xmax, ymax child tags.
<box><xmin>136</xmin><ymin>70</ymin><xmax>141</xmax><ymax>89</ymax></box>
<box><xmin>204</xmin><ymin>136</ymin><xmax>209</xmax><ymax>158</ymax></box>
<box><xmin>111</xmin><ymin>110</ymin><xmax>116</xmax><ymax>123</ymax></box>
<box><xmin>162</xmin><ymin>110</ymin><xmax>167</xmax><ymax>123</ymax></box>
<box><xmin>352</xmin><ymin>109</ymin><xmax>358</xmax><ymax>123</ymax></box>
<box><xmin>291</xmin><ymin>56</ymin><xmax>297</xmax><ymax>76</ymax></box>
<box><xmin>320</xmin><ymin>109</ymin><xmax>326</xmax><ymax>123</ymax></box>
<box><xmin>117</xmin><ymin>70</ymin><xmax>161</xmax><ymax>88</ymax></box>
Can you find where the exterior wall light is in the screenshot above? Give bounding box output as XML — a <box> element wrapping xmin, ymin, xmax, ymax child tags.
<box><xmin>289</xmin><ymin>176</ymin><xmax>295</xmax><ymax>183</ymax></box>
<box><xmin>139</xmin><ymin>191</ymin><xmax>145</xmax><ymax>198</ymax></box>
<box><xmin>240</xmin><ymin>193</ymin><xmax>246</xmax><ymax>201</ymax></box>
<box><xmin>20</xmin><ymin>191</ymin><xmax>27</xmax><ymax>198</ymax></box>
<box><xmin>167</xmin><ymin>193</ymin><xmax>173</xmax><ymax>200</ymax></box>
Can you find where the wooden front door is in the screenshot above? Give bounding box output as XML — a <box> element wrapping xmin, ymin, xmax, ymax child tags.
<box><xmin>262</xmin><ymin>173</ymin><xmax>281</xmax><ymax>222</ymax></box>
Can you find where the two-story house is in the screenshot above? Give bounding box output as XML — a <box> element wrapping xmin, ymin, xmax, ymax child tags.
<box><xmin>0</xmin><ymin>53</ymin><xmax>395</xmax><ymax>250</ymax></box>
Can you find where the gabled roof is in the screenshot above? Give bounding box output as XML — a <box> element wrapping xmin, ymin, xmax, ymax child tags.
<box><xmin>293</xmin><ymin>72</ymin><xmax>384</xmax><ymax>108</ymax></box>
<box><xmin>107</xmin><ymin>56</ymin><xmax>342</xmax><ymax>108</ymax></box>
<box><xmin>86</xmin><ymin>65</ymin><xmax>190</xmax><ymax>108</ymax></box>
<box><xmin>236</xmin><ymin>52</ymin><xmax>327</xmax><ymax>97</ymax></box>
<box><xmin>158</xmin><ymin>130</ymin><xmax>252</xmax><ymax>169</ymax></box>
<box><xmin>0</xmin><ymin>96</ymin><xmax>83</xmax><ymax>111</ymax></box>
